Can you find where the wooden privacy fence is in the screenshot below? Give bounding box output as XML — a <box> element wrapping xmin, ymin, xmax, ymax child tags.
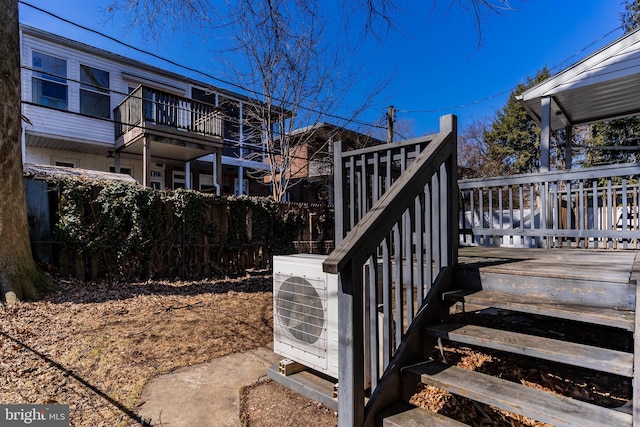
<box><xmin>56</xmin><ymin>240</ymin><xmax>269</xmax><ymax>281</ymax></box>
<box><xmin>26</xmin><ymin>178</ymin><xmax>333</xmax><ymax>281</ymax></box>
<box><xmin>458</xmin><ymin>162</ymin><xmax>640</xmax><ymax>249</ymax></box>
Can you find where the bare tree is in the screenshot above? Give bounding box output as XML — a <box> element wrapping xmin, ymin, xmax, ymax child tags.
<box><xmin>230</xmin><ymin>0</ymin><xmax>392</xmax><ymax>200</ymax></box>
<box><xmin>108</xmin><ymin>0</ymin><xmax>518</xmax><ymax>43</ymax></box>
<box><xmin>0</xmin><ymin>0</ymin><xmax>50</xmax><ymax>302</ymax></box>
<box><xmin>458</xmin><ymin>117</ymin><xmax>504</xmax><ymax>179</ymax></box>
<box><xmin>110</xmin><ymin>0</ymin><xmax>389</xmax><ymax>201</ymax></box>
<box><xmin>107</xmin><ymin>0</ymin><xmax>520</xmax><ymax>200</ymax></box>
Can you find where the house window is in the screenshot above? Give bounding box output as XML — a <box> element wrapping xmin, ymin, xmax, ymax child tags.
<box><xmin>219</xmin><ymin>96</ymin><xmax>240</xmax><ymax>143</ymax></box>
<box><xmin>80</xmin><ymin>64</ymin><xmax>110</xmax><ymax>118</ymax></box>
<box><xmin>191</xmin><ymin>87</ymin><xmax>216</xmax><ymax>105</ymax></box>
<box><xmin>109</xmin><ymin>166</ymin><xmax>133</xmax><ymax>176</ymax></box>
<box><xmin>32</xmin><ymin>51</ymin><xmax>67</xmax><ymax>110</ymax></box>
<box><xmin>150</xmin><ymin>169</ymin><xmax>165</xmax><ymax>190</ymax></box>
<box><xmin>199</xmin><ymin>174</ymin><xmax>217</xmax><ymax>192</ymax></box>
<box><xmin>234</xmin><ymin>178</ymin><xmax>248</xmax><ymax>196</ymax></box>
<box><xmin>173</xmin><ymin>171</ymin><xmax>186</xmax><ymax>189</ymax></box>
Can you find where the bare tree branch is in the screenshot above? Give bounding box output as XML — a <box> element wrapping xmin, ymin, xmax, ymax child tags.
<box><xmin>106</xmin><ymin>0</ymin><xmax>521</xmax><ymax>199</ymax></box>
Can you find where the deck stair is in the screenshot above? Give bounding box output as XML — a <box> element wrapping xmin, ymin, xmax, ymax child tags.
<box><xmin>326</xmin><ymin>115</ymin><xmax>640</xmax><ymax>426</ymax></box>
<box><xmin>376</xmin><ymin>248</ymin><xmax>638</xmax><ymax>426</ymax></box>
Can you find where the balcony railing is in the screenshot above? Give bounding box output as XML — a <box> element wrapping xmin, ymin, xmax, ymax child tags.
<box><xmin>114</xmin><ymin>85</ymin><xmax>223</xmax><ymax>139</ymax></box>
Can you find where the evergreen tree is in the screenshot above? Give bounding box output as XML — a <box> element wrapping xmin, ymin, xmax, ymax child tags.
<box><xmin>586</xmin><ymin>117</ymin><xmax>640</xmax><ymax>166</ymax></box>
<box><xmin>483</xmin><ymin>67</ymin><xmax>552</xmax><ymax>174</ymax></box>
<box><xmin>621</xmin><ymin>0</ymin><xmax>640</xmax><ymax>32</ymax></box>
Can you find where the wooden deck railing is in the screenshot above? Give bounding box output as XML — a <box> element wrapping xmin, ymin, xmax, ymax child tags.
<box><xmin>458</xmin><ymin>163</ymin><xmax>640</xmax><ymax>249</ymax></box>
<box><xmin>114</xmin><ymin>85</ymin><xmax>223</xmax><ymax>138</ymax></box>
<box><xmin>323</xmin><ymin>115</ymin><xmax>458</xmax><ymax>427</ymax></box>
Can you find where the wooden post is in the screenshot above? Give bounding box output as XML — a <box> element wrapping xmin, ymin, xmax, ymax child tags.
<box><xmin>337</xmin><ymin>263</ymin><xmax>365</xmax><ymax>427</ymax></box>
<box><xmin>440</xmin><ymin>114</ymin><xmax>458</xmax><ymax>266</ymax></box>
<box><xmin>59</xmin><ymin>249</ymin><xmax>70</xmax><ymax>278</ymax></box>
<box><xmin>203</xmin><ymin>205</ymin><xmax>211</xmax><ymax>275</ymax></box>
<box><xmin>632</xmin><ymin>257</ymin><xmax>640</xmax><ymax>427</ymax></box>
<box><xmin>540</xmin><ymin>97</ymin><xmax>551</xmax><ymax>172</ymax></box>
<box><xmin>75</xmin><ymin>253</ymin><xmax>85</xmax><ymax>280</ymax></box>
<box><xmin>91</xmin><ymin>255</ymin><xmax>99</xmax><ymax>281</ymax></box>
<box><xmin>143</xmin><ymin>136</ymin><xmax>151</xmax><ymax>187</ymax></box>
<box><xmin>334</xmin><ymin>140</ymin><xmax>344</xmax><ymax>246</ymax></box>
<box><xmin>565</xmin><ymin>125</ymin><xmax>573</xmax><ymax>170</ymax></box>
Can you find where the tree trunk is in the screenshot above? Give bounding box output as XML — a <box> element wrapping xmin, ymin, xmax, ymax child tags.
<box><xmin>0</xmin><ymin>0</ymin><xmax>48</xmax><ymax>302</ymax></box>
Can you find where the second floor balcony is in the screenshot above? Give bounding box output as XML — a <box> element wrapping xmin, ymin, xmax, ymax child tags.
<box><xmin>114</xmin><ymin>85</ymin><xmax>224</xmax><ymax>162</ymax></box>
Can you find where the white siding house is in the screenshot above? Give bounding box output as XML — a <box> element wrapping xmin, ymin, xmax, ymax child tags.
<box><xmin>20</xmin><ymin>25</ymin><xmax>272</xmax><ymax>195</ymax></box>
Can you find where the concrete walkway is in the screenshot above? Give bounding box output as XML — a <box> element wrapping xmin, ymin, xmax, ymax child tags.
<box><xmin>137</xmin><ymin>346</ymin><xmax>281</xmax><ymax>427</ymax></box>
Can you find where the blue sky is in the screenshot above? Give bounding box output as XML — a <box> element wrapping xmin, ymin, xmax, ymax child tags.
<box><xmin>19</xmin><ymin>0</ymin><xmax>625</xmax><ymax>137</ymax></box>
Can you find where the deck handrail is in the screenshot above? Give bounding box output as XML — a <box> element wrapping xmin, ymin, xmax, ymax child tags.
<box><xmin>323</xmin><ymin>130</ymin><xmax>456</xmax><ymax>274</ymax></box>
<box><xmin>458</xmin><ymin>162</ymin><xmax>640</xmax><ymax>249</ymax></box>
<box><xmin>323</xmin><ymin>115</ymin><xmax>458</xmax><ymax>427</ymax></box>
<box><xmin>459</xmin><ymin>162</ymin><xmax>640</xmax><ymax>188</ymax></box>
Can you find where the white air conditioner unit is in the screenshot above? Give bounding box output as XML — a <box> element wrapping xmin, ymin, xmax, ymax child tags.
<box><xmin>273</xmin><ymin>254</ymin><xmax>339</xmax><ymax>379</ymax></box>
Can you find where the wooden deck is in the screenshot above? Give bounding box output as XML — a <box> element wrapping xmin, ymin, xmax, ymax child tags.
<box><xmin>458</xmin><ymin>246</ymin><xmax>639</xmax><ymax>282</ymax></box>
<box><xmin>326</xmin><ymin>114</ymin><xmax>640</xmax><ymax>426</ymax></box>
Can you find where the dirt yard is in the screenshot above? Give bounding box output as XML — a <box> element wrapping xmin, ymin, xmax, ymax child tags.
<box><xmin>0</xmin><ymin>277</ymin><xmax>632</xmax><ymax>427</ymax></box>
<box><xmin>0</xmin><ymin>276</ymin><xmax>284</xmax><ymax>426</ymax></box>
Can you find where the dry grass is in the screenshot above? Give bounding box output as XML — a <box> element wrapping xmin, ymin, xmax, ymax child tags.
<box><xmin>2</xmin><ymin>278</ymin><xmax>632</xmax><ymax>427</ymax></box>
<box><xmin>0</xmin><ymin>276</ymin><xmax>274</xmax><ymax>426</ymax></box>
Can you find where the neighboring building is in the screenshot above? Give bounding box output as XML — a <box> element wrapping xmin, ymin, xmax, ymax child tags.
<box><xmin>20</xmin><ymin>24</ymin><xmax>276</xmax><ymax>197</ymax></box>
<box><xmin>268</xmin><ymin>122</ymin><xmax>385</xmax><ymax>204</ymax></box>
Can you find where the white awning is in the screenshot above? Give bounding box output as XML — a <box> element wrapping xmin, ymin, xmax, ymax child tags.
<box><xmin>518</xmin><ymin>26</ymin><xmax>640</xmax><ymax>131</ymax></box>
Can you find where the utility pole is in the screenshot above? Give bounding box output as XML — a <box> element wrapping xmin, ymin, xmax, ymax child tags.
<box><xmin>386</xmin><ymin>105</ymin><xmax>395</xmax><ymax>144</ymax></box>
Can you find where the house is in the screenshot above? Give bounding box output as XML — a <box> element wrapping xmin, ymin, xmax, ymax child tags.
<box><xmin>20</xmin><ymin>24</ymin><xmax>279</xmax><ymax>197</ymax></box>
<box><xmin>267</xmin><ymin>122</ymin><xmax>386</xmax><ymax>204</ymax></box>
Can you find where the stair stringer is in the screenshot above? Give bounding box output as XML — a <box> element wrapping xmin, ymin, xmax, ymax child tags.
<box><xmin>361</xmin><ymin>267</ymin><xmax>456</xmax><ymax>427</ymax></box>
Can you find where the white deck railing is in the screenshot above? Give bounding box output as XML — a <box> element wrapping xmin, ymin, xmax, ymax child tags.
<box><xmin>459</xmin><ymin>163</ymin><xmax>640</xmax><ymax>249</ymax></box>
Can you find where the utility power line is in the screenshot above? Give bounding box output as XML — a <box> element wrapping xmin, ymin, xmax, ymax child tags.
<box><xmin>20</xmin><ymin>1</ymin><xmax>625</xmax><ymax>135</ymax></box>
<box><xmin>19</xmin><ymin>1</ymin><xmax>387</xmax><ymax>132</ymax></box>
<box><xmin>399</xmin><ymin>25</ymin><xmax>624</xmax><ymax>115</ymax></box>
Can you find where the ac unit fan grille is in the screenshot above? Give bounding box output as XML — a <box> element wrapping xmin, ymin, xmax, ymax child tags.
<box><xmin>274</xmin><ymin>274</ymin><xmax>327</xmax><ymax>350</ymax></box>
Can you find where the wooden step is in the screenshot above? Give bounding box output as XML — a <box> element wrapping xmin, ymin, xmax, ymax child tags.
<box><xmin>458</xmin><ymin>247</ymin><xmax>639</xmax><ymax>272</ymax></box>
<box><xmin>457</xmin><ymin>254</ymin><xmax>634</xmax><ymax>283</ymax></box>
<box><xmin>404</xmin><ymin>361</ymin><xmax>632</xmax><ymax>427</ymax></box>
<box><xmin>454</xmin><ymin>267</ymin><xmax>635</xmax><ymax>309</ymax></box>
<box><xmin>378</xmin><ymin>402</ymin><xmax>467</xmax><ymax>426</ymax></box>
<box><xmin>425</xmin><ymin>322</ymin><xmax>633</xmax><ymax>376</ymax></box>
<box><xmin>443</xmin><ymin>289</ymin><xmax>635</xmax><ymax>331</ymax></box>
